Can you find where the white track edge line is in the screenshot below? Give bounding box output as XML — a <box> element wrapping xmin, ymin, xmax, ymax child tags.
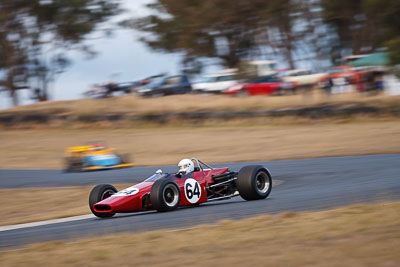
<box><xmin>0</xmin><ymin>180</ymin><xmax>284</xmax><ymax>232</ymax></box>
<box><xmin>0</xmin><ymin>214</ymin><xmax>94</xmax><ymax>232</ymax></box>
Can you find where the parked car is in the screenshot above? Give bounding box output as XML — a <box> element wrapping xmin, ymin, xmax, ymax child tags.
<box><xmin>280</xmin><ymin>69</ymin><xmax>326</xmax><ymax>89</ymax></box>
<box><xmin>318</xmin><ymin>65</ymin><xmax>361</xmax><ymax>94</ymax></box>
<box><xmin>114</xmin><ymin>81</ymin><xmax>140</xmax><ymax>93</ymax></box>
<box><xmin>192</xmin><ymin>72</ymin><xmax>238</xmax><ymax>94</ymax></box>
<box><xmin>224</xmin><ymin>76</ymin><xmax>296</xmax><ymax>96</ymax></box>
<box><xmin>137</xmin><ymin>75</ymin><xmax>192</xmax><ymax>96</ymax></box>
<box><xmin>319</xmin><ymin>65</ymin><xmax>361</xmax><ymax>85</ymax></box>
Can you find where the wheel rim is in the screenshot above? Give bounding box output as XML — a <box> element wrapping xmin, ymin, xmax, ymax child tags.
<box><xmin>163</xmin><ymin>184</ymin><xmax>179</xmax><ymax>207</ymax></box>
<box><xmin>255</xmin><ymin>172</ymin><xmax>270</xmax><ymax>194</ymax></box>
<box><xmin>101</xmin><ymin>189</ymin><xmax>115</xmax><ymax>200</ymax></box>
<box><xmin>238</xmin><ymin>90</ymin><xmax>248</xmax><ymax>97</ymax></box>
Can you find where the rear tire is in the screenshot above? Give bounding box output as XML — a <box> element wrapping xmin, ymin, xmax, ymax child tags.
<box><xmin>236</xmin><ymin>165</ymin><xmax>272</xmax><ymax>201</ymax></box>
<box><xmin>237</xmin><ymin>89</ymin><xmax>248</xmax><ymax>97</ymax></box>
<box><xmin>64</xmin><ymin>157</ymin><xmax>73</xmax><ymax>172</ymax></box>
<box><xmin>89</xmin><ymin>184</ymin><xmax>117</xmax><ymax>218</ymax></box>
<box><xmin>64</xmin><ymin>157</ymin><xmax>83</xmax><ymax>172</ymax></box>
<box><xmin>150</xmin><ymin>179</ymin><xmax>181</xmax><ymax>212</ymax></box>
<box><xmin>118</xmin><ymin>153</ymin><xmax>131</xmax><ymax>164</ymax></box>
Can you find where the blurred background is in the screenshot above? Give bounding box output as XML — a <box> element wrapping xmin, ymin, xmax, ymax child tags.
<box><xmin>1</xmin><ymin>1</ymin><xmax>400</xmax><ymax>264</ymax></box>
<box><xmin>1</xmin><ymin>0</ymin><xmax>400</xmax><ymax>107</ymax></box>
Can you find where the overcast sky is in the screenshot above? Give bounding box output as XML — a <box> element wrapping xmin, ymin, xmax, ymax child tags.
<box><xmin>0</xmin><ymin>0</ymin><xmax>184</xmax><ymax>109</ymax></box>
<box><xmin>53</xmin><ymin>0</ymin><xmax>184</xmax><ymax>98</ymax></box>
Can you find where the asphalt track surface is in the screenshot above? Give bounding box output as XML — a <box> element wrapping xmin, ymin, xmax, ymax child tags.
<box><xmin>1</xmin><ymin>154</ymin><xmax>400</xmax><ymax>250</ymax></box>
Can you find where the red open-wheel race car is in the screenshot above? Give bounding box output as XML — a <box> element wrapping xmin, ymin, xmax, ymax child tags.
<box><xmin>89</xmin><ymin>158</ymin><xmax>272</xmax><ymax>218</ymax></box>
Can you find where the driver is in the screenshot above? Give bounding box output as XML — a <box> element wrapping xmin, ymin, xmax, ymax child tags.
<box><xmin>91</xmin><ymin>144</ymin><xmax>105</xmax><ymax>151</ymax></box>
<box><xmin>177</xmin><ymin>158</ymin><xmax>194</xmax><ymax>176</ymax></box>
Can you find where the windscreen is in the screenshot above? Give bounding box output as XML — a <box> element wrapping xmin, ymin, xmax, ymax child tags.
<box><xmin>144</xmin><ymin>173</ymin><xmax>174</xmax><ymax>182</ymax></box>
<box><xmin>146</xmin><ymin>76</ymin><xmax>165</xmax><ymax>87</ymax></box>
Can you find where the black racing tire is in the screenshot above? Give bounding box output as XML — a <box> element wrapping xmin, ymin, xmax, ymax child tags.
<box><xmin>151</xmin><ymin>92</ymin><xmax>165</xmax><ymax>98</ymax></box>
<box><xmin>118</xmin><ymin>153</ymin><xmax>131</xmax><ymax>164</ymax></box>
<box><xmin>236</xmin><ymin>165</ymin><xmax>272</xmax><ymax>201</ymax></box>
<box><xmin>89</xmin><ymin>184</ymin><xmax>117</xmax><ymax>218</ymax></box>
<box><xmin>64</xmin><ymin>157</ymin><xmax>83</xmax><ymax>172</ymax></box>
<box><xmin>63</xmin><ymin>157</ymin><xmax>73</xmax><ymax>172</ymax></box>
<box><xmin>150</xmin><ymin>179</ymin><xmax>181</xmax><ymax>212</ymax></box>
<box><xmin>237</xmin><ymin>89</ymin><xmax>249</xmax><ymax>97</ymax></box>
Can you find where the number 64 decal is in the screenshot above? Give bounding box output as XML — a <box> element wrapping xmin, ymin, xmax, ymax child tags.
<box><xmin>184</xmin><ymin>178</ymin><xmax>201</xmax><ymax>203</ymax></box>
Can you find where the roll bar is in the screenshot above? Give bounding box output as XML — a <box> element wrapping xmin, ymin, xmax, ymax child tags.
<box><xmin>191</xmin><ymin>157</ymin><xmax>214</xmax><ymax>171</ymax></box>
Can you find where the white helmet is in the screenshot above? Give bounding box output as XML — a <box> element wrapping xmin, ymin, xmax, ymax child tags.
<box><xmin>178</xmin><ymin>159</ymin><xmax>194</xmax><ymax>175</ymax></box>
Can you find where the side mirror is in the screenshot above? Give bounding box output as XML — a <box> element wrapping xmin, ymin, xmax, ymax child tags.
<box><xmin>156</xmin><ymin>169</ymin><xmax>163</xmax><ymax>174</ymax></box>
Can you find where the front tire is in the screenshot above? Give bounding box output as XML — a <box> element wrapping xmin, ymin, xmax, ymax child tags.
<box><xmin>236</xmin><ymin>165</ymin><xmax>272</xmax><ymax>201</ymax></box>
<box><xmin>150</xmin><ymin>179</ymin><xmax>181</xmax><ymax>212</ymax></box>
<box><xmin>89</xmin><ymin>184</ymin><xmax>117</xmax><ymax>218</ymax></box>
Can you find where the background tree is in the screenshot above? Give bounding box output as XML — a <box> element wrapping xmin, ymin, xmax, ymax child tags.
<box><xmin>0</xmin><ymin>0</ymin><xmax>121</xmax><ymax>106</ymax></box>
<box><xmin>131</xmin><ymin>0</ymin><xmax>400</xmax><ymax>72</ymax></box>
<box><xmin>321</xmin><ymin>0</ymin><xmax>400</xmax><ymax>64</ymax></box>
<box><xmin>131</xmin><ymin>0</ymin><xmax>301</xmax><ymax>70</ymax></box>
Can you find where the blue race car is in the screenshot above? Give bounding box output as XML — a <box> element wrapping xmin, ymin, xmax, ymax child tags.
<box><xmin>64</xmin><ymin>144</ymin><xmax>133</xmax><ymax>172</ymax></box>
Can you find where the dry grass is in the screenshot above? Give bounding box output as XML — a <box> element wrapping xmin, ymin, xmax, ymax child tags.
<box><xmin>0</xmin><ymin>184</ymin><xmax>130</xmax><ymax>226</ymax></box>
<box><xmin>1</xmin><ymin>93</ymin><xmax>400</xmax><ymax>116</ymax></box>
<box><xmin>1</xmin><ymin>120</ymin><xmax>400</xmax><ymax>169</ymax></box>
<box><xmin>1</xmin><ymin>202</ymin><xmax>399</xmax><ymax>266</ymax></box>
